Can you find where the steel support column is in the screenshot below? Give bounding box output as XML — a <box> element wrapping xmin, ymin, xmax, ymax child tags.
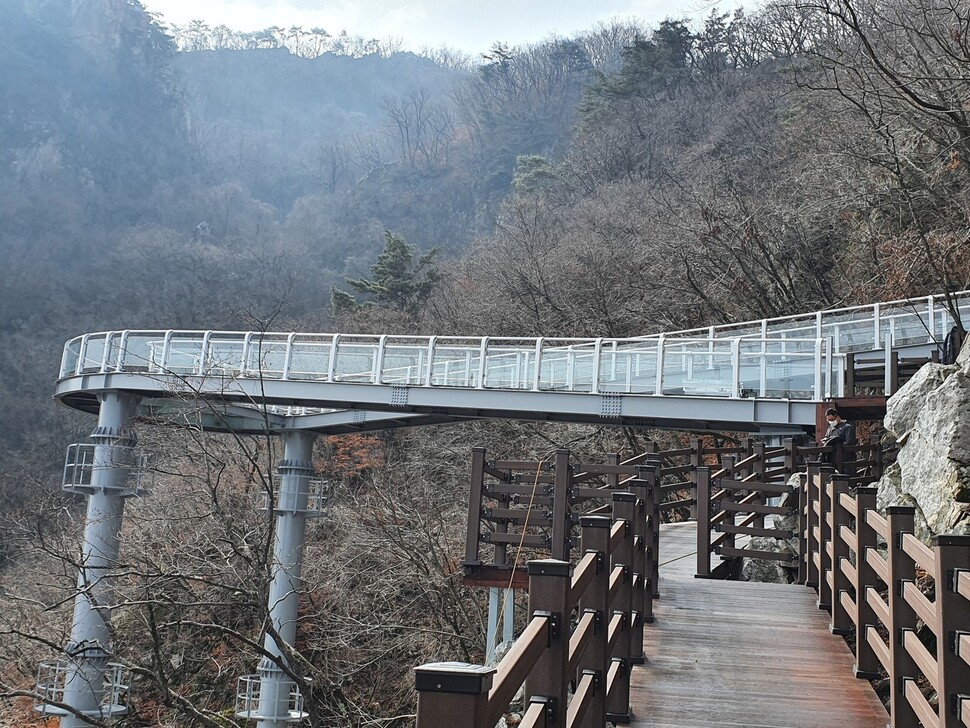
<box><xmin>59</xmin><ymin>391</ymin><xmax>140</xmax><ymax>727</ymax></box>
<box><xmin>256</xmin><ymin>430</ymin><xmax>315</xmax><ymax>727</ymax></box>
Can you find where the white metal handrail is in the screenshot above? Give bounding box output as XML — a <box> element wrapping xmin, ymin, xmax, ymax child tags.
<box><xmin>633</xmin><ymin>289</ymin><xmax>970</xmax><ymax>350</ymax></box>
<box><xmin>61</xmin><ymin>290</ymin><xmax>967</xmax><ymax>403</ymax></box>
<box><xmin>60</xmin><ymin>328</ymin><xmax>838</xmax><ymax>401</ymax></box>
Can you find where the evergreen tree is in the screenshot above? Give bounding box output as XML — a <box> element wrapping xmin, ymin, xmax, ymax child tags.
<box><xmin>331</xmin><ymin>232</ymin><xmax>440</xmax><ymax>316</ymax></box>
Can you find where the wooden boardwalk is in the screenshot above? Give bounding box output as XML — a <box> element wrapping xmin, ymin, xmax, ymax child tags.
<box><xmin>629</xmin><ymin>522</ymin><xmax>889</xmax><ymax>728</ymax></box>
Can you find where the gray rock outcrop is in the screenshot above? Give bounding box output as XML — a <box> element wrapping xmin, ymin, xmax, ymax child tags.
<box><xmin>876</xmin><ymin>337</ymin><xmax>970</xmax><ymax>538</ymax></box>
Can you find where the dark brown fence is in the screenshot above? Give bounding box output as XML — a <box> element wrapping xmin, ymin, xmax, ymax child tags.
<box><xmin>463</xmin><ymin>440</ymin><xmax>770</xmax><ymax>589</ymax></box>
<box><xmin>416</xmin><ymin>478</ymin><xmax>662</xmax><ymax>728</ymax></box>
<box><xmin>802</xmin><ymin>466</ymin><xmax>970</xmax><ymax>728</ymax></box>
<box><xmin>694</xmin><ymin>438</ymin><xmax>893</xmax><ymax>578</ymax></box>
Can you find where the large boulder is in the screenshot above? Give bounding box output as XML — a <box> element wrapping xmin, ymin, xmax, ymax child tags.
<box><xmin>884</xmin><ymin>362</ymin><xmax>958</xmax><ymax>438</ymax></box>
<box><xmin>876</xmin><ymin>336</ymin><xmax>970</xmax><ymax>537</ymax></box>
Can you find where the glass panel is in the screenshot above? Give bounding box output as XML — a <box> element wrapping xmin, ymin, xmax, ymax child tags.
<box><xmin>430</xmin><ymin>342</ymin><xmax>481</xmax><ymax>387</ymax></box>
<box><xmin>484</xmin><ymin>344</ymin><xmax>526</xmax><ymax>389</ymax></box>
<box><xmin>62</xmin><ymin>339</ymin><xmax>82</xmax><ymax>377</ymax></box>
<box><xmin>206</xmin><ymin>335</ymin><xmax>246</xmax><ymax>376</ymax></box>
<box><xmin>596</xmin><ymin>342</ymin><xmax>657</xmax><ymax>394</ymax></box>
<box><xmin>79</xmin><ymin>335</ymin><xmax>107</xmax><ymax>373</ymax></box>
<box><xmin>244</xmin><ymin>335</ymin><xmax>287</xmax><ymax>379</ymax></box>
<box><xmin>120</xmin><ymin>333</ymin><xmax>159</xmax><ymax>371</ymax></box>
<box><xmin>167</xmin><ymin>335</ymin><xmax>205</xmax><ymax>374</ymax></box>
<box><xmin>288</xmin><ymin>338</ymin><xmax>332</xmax><ymax>380</ymax></box>
<box><xmin>381</xmin><ymin>341</ymin><xmax>425</xmax><ymax>384</ymax></box>
<box><xmin>529</xmin><ymin>340</ymin><xmax>597</xmax><ymax>392</ymax></box>
<box><xmin>332</xmin><ymin>339</ymin><xmax>380</xmax><ymax>383</ymax></box>
<box><xmin>879</xmin><ymin>304</ymin><xmax>930</xmax><ymax>347</ymax></box>
<box><xmin>670</xmin><ymin>340</ymin><xmax>733</xmax><ymax>396</ymax></box>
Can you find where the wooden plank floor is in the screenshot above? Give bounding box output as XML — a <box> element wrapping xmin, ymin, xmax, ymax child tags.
<box><xmin>628</xmin><ymin>522</ymin><xmax>889</xmax><ymax>728</ymax></box>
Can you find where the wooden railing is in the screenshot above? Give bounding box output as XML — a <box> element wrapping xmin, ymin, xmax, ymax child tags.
<box><xmin>463</xmin><ymin>439</ymin><xmax>775</xmax><ymax>588</ymax></box>
<box><xmin>694</xmin><ymin>438</ymin><xmax>894</xmax><ymax>578</ymax></box>
<box><xmin>416</xmin><ymin>482</ymin><xmax>662</xmax><ymax>728</ymax></box>
<box><xmin>803</xmin><ymin>466</ymin><xmax>970</xmax><ymax>728</ymax></box>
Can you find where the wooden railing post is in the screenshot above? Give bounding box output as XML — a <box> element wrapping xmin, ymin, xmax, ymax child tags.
<box><xmin>414</xmin><ymin>662</ymin><xmax>496</xmax><ymax>727</ymax></box>
<box><xmin>552</xmin><ymin>450</ymin><xmax>571</xmax><ymax>562</ymax></box>
<box><xmin>608</xmin><ymin>492</ymin><xmax>635</xmax><ymax>724</ymax></box>
<box><xmin>816</xmin><ymin>465</ymin><xmax>835</xmax><ymax>611</ymax></box>
<box><xmin>627</xmin><ymin>475</ymin><xmax>648</xmax><ymax>660</ymax></box>
<box><xmin>606</xmin><ymin>453</ymin><xmax>620</xmax><ymax>490</ymax></box>
<box><xmin>784</xmin><ymin>438</ymin><xmax>799</xmax><ymax>479</ymax></box>
<box><xmin>464</xmin><ymin>447</ymin><xmax>487</xmax><ymax>568</ymax></box>
<box><xmin>525</xmin><ymin>559</ymin><xmax>572</xmax><ymax>728</ymax></box>
<box><xmin>832</xmin><ymin>440</ymin><xmax>846</xmax><ymax>477</ymax></box>
<box><xmin>695</xmin><ymin>466</ymin><xmax>711</xmax><ymax>578</ymax></box>
<box><xmin>829</xmin><ymin>475</ymin><xmax>852</xmax><ymax>635</ymax></box>
<box><xmin>872</xmin><ymin>436</ymin><xmax>885</xmax><ymax>482</ymax></box>
<box><xmin>577</xmin><ymin>516</ymin><xmax>612</xmax><ymax>728</ymax></box>
<box><xmin>852</xmin><ymin>487</ymin><xmax>881</xmax><ymax>679</ymax></box>
<box><xmin>632</xmin><ymin>466</ymin><xmax>654</xmax><ymax>625</ymax></box>
<box><xmin>886</xmin><ymin>506</ymin><xmax>920</xmax><ymax>728</ymax></box>
<box><xmin>646</xmin><ymin>456</ymin><xmax>662</xmax><ymax>599</ymax></box>
<box><xmin>753</xmin><ymin>441</ymin><xmax>767</xmax><ymax>529</ymax></box>
<box><xmin>933</xmin><ymin>534</ymin><xmax>970</xmax><ymax>728</ymax></box>
<box><xmin>805</xmin><ymin>463</ymin><xmax>821</xmax><ymax>590</ymax></box>
<box><xmin>689</xmin><ymin>437</ymin><xmax>702</xmax><ymax>522</ymax></box>
<box><xmin>720</xmin><ymin>455</ymin><xmax>737</xmax><ymax>555</ymax></box>
<box><xmin>796</xmin><ymin>472</ymin><xmax>808</xmax><ymax>585</ymax></box>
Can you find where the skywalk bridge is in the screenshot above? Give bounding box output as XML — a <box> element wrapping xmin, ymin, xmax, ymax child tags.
<box><xmin>36</xmin><ymin>289</ymin><xmax>970</xmax><ymax>728</ymax></box>
<box><xmin>54</xmin><ymin>290</ymin><xmax>970</xmax><ymax>435</ymax></box>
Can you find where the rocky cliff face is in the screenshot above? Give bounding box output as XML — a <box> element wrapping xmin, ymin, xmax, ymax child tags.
<box><xmin>876</xmin><ymin>338</ymin><xmax>970</xmax><ymax>538</ymax></box>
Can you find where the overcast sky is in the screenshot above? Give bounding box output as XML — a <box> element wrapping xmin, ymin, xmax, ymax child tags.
<box><xmin>140</xmin><ymin>0</ymin><xmax>737</xmax><ymax>56</ymax></box>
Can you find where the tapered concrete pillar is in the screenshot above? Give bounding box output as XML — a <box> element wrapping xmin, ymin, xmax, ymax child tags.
<box><xmin>56</xmin><ymin>392</ymin><xmax>140</xmax><ymax>727</ymax></box>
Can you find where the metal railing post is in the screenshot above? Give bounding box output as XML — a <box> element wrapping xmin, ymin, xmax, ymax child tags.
<box><xmin>591</xmin><ymin>338</ymin><xmax>603</xmax><ymax>394</ymax></box>
<box><xmin>424</xmin><ymin>336</ymin><xmax>437</xmax><ymax>387</ymax></box>
<box><xmin>730</xmin><ymin>338</ymin><xmax>741</xmax><ymax>399</ymax></box>
<box><xmin>813</xmin><ymin>338</ymin><xmax>824</xmax><ymax>401</ymax></box>
<box><xmin>477</xmin><ymin>338</ymin><xmax>489</xmax><ymax>389</ymax></box>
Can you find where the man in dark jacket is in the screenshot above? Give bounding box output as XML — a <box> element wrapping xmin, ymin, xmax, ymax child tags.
<box><xmin>821</xmin><ymin>408</ymin><xmax>856</xmax><ymax>447</ymax></box>
<box><xmin>820</xmin><ymin>407</ymin><xmax>856</xmax><ymax>472</ymax></box>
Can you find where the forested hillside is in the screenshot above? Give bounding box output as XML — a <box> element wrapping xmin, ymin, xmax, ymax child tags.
<box><xmin>1</xmin><ymin>0</ymin><xmax>969</xmax><ymax>724</ymax></box>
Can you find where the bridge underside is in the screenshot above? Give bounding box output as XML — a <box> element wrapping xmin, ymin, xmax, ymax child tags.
<box><xmin>55</xmin><ymin>372</ymin><xmax>819</xmax><ymax>435</ymax></box>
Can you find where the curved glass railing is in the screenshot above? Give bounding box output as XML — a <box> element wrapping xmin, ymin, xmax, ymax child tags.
<box><xmin>59</xmin><ymin>330</ymin><xmax>839</xmax><ymax>400</ymax></box>
<box><xmin>61</xmin><ymin>290</ymin><xmax>966</xmax><ymax>403</ymax></box>
<box><xmin>636</xmin><ymin>289</ymin><xmax>970</xmax><ymax>353</ymax></box>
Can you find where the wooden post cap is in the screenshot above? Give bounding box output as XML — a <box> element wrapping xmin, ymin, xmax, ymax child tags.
<box><xmin>580</xmin><ymin>515</ymin><xmax>612</xmax><ymax>529</ymax></box>
<box><xmin>527</xmin><ymin>558</ymin><xmax>572</xmax><ymax>577</ymax></box>
<box><xmin>414</xmin><ymin>662</ymin><xmax>496</xmax><ymax>694</ymax></box>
